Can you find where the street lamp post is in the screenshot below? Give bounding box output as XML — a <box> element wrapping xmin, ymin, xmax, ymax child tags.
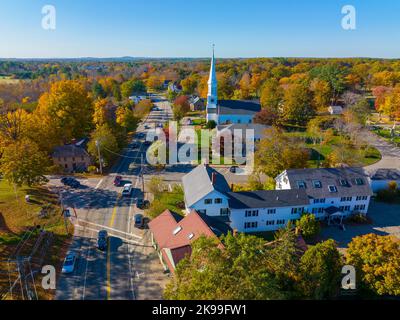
<box><xmin>95</xmin><ymin>140</ymin><xmax>103</xmax><ymax>175</ymax></box>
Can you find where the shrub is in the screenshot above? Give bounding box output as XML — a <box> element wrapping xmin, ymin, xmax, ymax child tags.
<box><xmin>205</xmin><ymin>120</ymin><xmax>217</xmax><ymax>129</ymax></box>
<box><xmin>346</xmin><ymin>213</ymin><xmax>369</xmax><ymax>224</ymax></box>
<box><xmin>87</xmin><ymin>165</ymin><xmax>97</xmax><ymax>174</ymax></box>
<box><xmin>296</xmin><ymin>213</ymin><xmax>321</xmax><ymax>240</ymax></box>
<box><xmin>376</xmin><ymin>187</ymin><xmax>400</xmax><ymax>203</ymax></box>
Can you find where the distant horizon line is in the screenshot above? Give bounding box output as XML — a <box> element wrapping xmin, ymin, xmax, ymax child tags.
<box><xmin>1</xmin><ymin>55</ymin><xmax>400</xmax><ymax>61</ymax></box>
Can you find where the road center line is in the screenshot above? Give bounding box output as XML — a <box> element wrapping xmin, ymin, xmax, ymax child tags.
<box><xmin>106</xmin><ymin>237</ymin><xmax>111</xmax><ymax>300</ymax></box>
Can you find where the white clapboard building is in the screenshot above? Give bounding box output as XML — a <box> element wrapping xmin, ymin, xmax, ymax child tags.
<box><xmin>182</xmin><ymin>165</ymin><xmax>373</xmax><ymax>233</ymax></box>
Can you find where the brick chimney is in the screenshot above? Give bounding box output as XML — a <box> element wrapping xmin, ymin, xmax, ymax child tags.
<box><xmin>211</xmin><ymin>172</ymin><xmax>216</xmax><ymax>185</ymax></box>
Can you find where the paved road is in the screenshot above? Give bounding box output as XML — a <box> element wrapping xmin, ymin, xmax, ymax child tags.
<box><xmin>364</xmin><ymin>130</ymin><xmax>400</xmax><ymax>173</ymax></box>
<box><xmin>53</xmin><ymin>95</ymin><xmax>254</xmax><ymax>300</ymax></box>
<box><xmin>55</xmin><ymin>95</ymin><xmax>172</xmax><ymax>300</ymax></box>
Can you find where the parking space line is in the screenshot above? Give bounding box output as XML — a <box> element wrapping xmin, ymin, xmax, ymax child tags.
<box><xmin>95</xmin><ymin>179</ymin><xmax>103</xmax><ymax>189</ymax></box>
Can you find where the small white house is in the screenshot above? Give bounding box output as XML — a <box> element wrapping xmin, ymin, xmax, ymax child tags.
<box><xmin>328</xmin><ymin>105</ymin><xmax>343</xmax><ymax>115</ymax></box>
<box><xmin>369</xmin><ymin>169</ymin><xmax>400</xmax><ymax>192</ymax></box>
<box><xmin>182</xmin><ymin>164</ymin><xmax>231</xmax><ymax>217</ymax></box>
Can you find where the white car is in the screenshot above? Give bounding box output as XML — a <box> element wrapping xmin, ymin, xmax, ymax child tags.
<box><xmin>122</xmin><ymin>183</ymin><xmax>133</xmax><ymax>197</ymax></box>
<box><xmin>62</xmin><ymin>253</ymin><xmax>77</xmax><ymax>274</ymax></box>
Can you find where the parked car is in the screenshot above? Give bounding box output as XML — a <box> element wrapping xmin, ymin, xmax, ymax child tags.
<box><xmin>61</xmin><ymin>177</ymin><xmax>80</xmax><ymax>188</ymax></box>
<box><xmin>97</xmin><ymin>230</ymin><xmax>108</xmax><ymax>251</ymax></box>
<box><xmin>134</xmin><ymin>213</ymin><xmax>144</xmax><ymax>228</ymax></box>
<box><xmin>69</xmin><ymin>179</ymin><xmax>81</xmax><ymax>188</ymax></box>
<box><xmin>122</xmin><ymin>183</ymin><xmax>133</xmax><ymax>197</ymax></box>
<box><xmin>136</xmin><ymin>199</ymin><xmax>150</xmax><ymax>209</ymax></box>
<box><xmin>62</xmin><ymin>253</ymin><xmax>77</xmax><ymax>274</ymax></box>
<box><xmin>63</xmin><ymin>208</ymin><xmax>72</xmax><ymax>218</ymax></box>
<box><xmin>144</xmin><ymin>124</ymin><xmax>150</xmax><ymax>129</ymax></box>
<box><xmin>229</xmin><ymin>166</ymin><xmax>239</xmax><ymax>173</ymax></box>
<box><xmin>136</xmin><ymin>132</ymin><xmax>145</xmax><ymax>139</ymax></box>
<box><xmin>136</xmin><ymin>199</ymin><xmax>144</xmax><ymax>209</ymax></box>
<box><xmin>61</xmin><ymin>177</ymin><xmax>70</xmax><ymax>185</ymax></box>
<box><xmin>113</xmin><ymin>175</ymin><xmax>122</xmax><ymax>187</ymax></box>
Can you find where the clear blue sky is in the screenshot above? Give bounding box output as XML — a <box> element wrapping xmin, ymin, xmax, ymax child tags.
<box><xmin>1</xmin><ymin>0</ymin><xmax>400</xmax><ymax>58</ymax></box>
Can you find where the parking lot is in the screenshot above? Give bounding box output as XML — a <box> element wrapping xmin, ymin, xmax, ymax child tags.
<box><xmin>321</xmin><ymin>200</ymin><xmax>400</xmax><ymax>249</ymax></box>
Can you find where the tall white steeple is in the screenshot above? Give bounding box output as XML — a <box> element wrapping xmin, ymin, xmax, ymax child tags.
<box><xmin>207</xmin><ymin>45</ymin><xmax>217</xmax><ymax>108</ymax></box>
<box><xmin>206</xmin><ymin>45</ymin><xmax>218</xmax><ymax>123</ymax></box>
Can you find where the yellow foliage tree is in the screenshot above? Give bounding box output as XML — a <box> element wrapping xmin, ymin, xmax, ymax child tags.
<box><xmin>34</xmin><ymin>80</ymin><xmax>94</xmax><ymax>147</ymax></box>
<box><xmin>346</xmin><ymin>234</ymin><xmax>400</xmax><ymax>296</ymax></box>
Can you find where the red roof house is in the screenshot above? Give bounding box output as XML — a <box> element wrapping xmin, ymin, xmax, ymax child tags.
<box><xmin>148</xmin><ymin>209</ymin><xmax>230</xmax><ymax>273</ymax></box>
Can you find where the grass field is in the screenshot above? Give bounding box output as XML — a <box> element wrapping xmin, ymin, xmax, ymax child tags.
<box><xmin>0</xmin><ymin>76</ymin><xmax>20</xmax><ymax>85</ymax></box>
<box><xmin>0</xmin><ymin>179</ymin><xmax>73</xmax><ymax>300</ymax></box>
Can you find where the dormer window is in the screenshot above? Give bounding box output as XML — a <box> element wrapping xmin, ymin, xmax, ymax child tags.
<box><xmin>297</xmin><ymin>181</ymin><xmax>306</xmax><ymax>189</ymax></box>
<box><xmin>339</xmin><ymin>179</ymin><xmax>349</xmax><ymax>186</ymax></box>
<box><xmin>355</xmin><ymin>178</ymin><xmax>364</xmax><ymax>185</ymax></box>
<box><xmin>188</xmin><ymin>233</ymin><xmax>194</xmax><ymax>240</ymax></box>
<box><xmin>173</xmin><ymin>226</ymin><xmax>182</xmax><ymax>235</ymax></box>
<box><xmin>313</xmin><ymin>180</ymin><xmax>322</xmax><ymax>188</ymax></box>
<box><xmin>328</xmin><ymin>185</ymin><xmax>338</xmax><ymax>193</ymax></box>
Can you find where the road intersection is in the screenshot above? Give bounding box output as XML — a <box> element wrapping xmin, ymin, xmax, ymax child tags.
<box><xmin>54</xmin><ymin>96</ymin><xmax>173</xmax><ymax>300</ymax></box>
<box><xmin>52</xmin><ymin>95</ymin><xmax>253</xmax><ymax>300</ymax></box>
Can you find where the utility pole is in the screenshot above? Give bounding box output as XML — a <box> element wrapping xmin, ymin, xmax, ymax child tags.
<box><xmin>59</xmin><ymin>191</ymin><xmax>69</xmax><ymax>234</ymax></box>
<box><xmin>96</xmin><ymin>140</ymin><xmax>103</xmax><ymax>175</ymax></box>
<box><xmin>140</xmin><ymin>154</ymin><xmax>145</xmax><ymax>198</ymax></box>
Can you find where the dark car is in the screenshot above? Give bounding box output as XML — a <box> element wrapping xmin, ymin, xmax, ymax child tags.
<box><xmin>137</xmin><ymin>199</ymin><xmax>150</xmax><ymax>209</ymax></box>
<box><xmin>134</xmin><ymin>214</ymin><xmax>144</xmax><ymax>229</ymax></box>
<box><xmin>61</xmin><ymin>177</ymin><xmax>70</xmax><ymax>185</ymax></box>
<box><xmin>229</xmin><ymin>166</ymin><xmax>239</xmax><ymax>173</ymax></box>
<box><xmin>62</xmin><ymin>177</ymin><xmax>80</xmax><ymax>188</ymax></box>
<box><xmin>97</xmin><ymin>230</ymin><xmax>108</xmax><ymax>251</ymax></box>
<box><xmin>68</xmin><ymin>178</ymin><xmax>81</xmax><ymax>188</ymax></box>
<box><xmin>113</xmin><ymin>175</ymin><xmax>122</xmax><ymax>187</ymax></box>
<box><xmin>136</xmin><ymin>199</ymin><xmax>144</xmax><ymax>209</ymax></box>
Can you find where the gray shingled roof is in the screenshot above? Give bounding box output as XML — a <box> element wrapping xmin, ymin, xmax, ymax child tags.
<box><xmin>182</xmin><ymin>165</ymin><xmax>231</xmax><ymax>207</ymax></box>
<box><xmin>281</xmin><ymin>167</ymin><xmax>373</xmax><ymax>199</ymax></box>
<box><xmin>227</xmin><ymin>189</ymin><xmax>309</xmax><ymax>209</ymax></box>
<box><xmin>52</xmin><ymin>145</ymin><xmax>90</xmax><ymax>158</ymax></box>
<box><xmin>217</xmin><ymin>100</ymin><xmax>261</xmax><ymax>115</ymax></box>
<box><xmin>370</xmin><ymin>169</ymin><xmax>400</xmax><ymax>181</ymax></box>
<box><xmin>216</xmin><ymin>123</ymin><xmax>270</xmax><ymax>139</ymax></box>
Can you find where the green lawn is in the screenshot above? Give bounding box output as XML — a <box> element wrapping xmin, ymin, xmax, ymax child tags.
<box><xmin>187</xmin><ymin>111</ymin><xmax>205</xmax><ymax>117</ymax></box>
<box><xmin>191</xmin><ymin>118</ymin><xmax>206</xmax><ymax>126</ymax></box>
<box><xmin>285</xmin><ymin>131</ymin><xmax>382</xmax><ymax>167</ymax></box>
<box><xmin>373</xmin><ymin>128</ymin><xmax>400</xmax><ymax>144</ymax></box>
<box><xmin>146</xmin><ymin>185</ymin><xmax>185</xmax><ymax>218</ymax></box>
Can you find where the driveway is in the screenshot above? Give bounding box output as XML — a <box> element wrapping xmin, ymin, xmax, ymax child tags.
<box><xmin>364</xmin><ymin>130</ymin><xmax>400</xmax><ymax>173</ymax></box>
<box><xmin>321</xmin><ymin>200</ymin><xmax>400</xmax><ymax>249</ymax></box>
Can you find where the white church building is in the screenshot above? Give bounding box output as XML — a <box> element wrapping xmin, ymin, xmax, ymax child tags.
<box><xmin>206</xmin><ymin>48</ymin><xmax>261</xmax><ymax>125</ymax></box>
